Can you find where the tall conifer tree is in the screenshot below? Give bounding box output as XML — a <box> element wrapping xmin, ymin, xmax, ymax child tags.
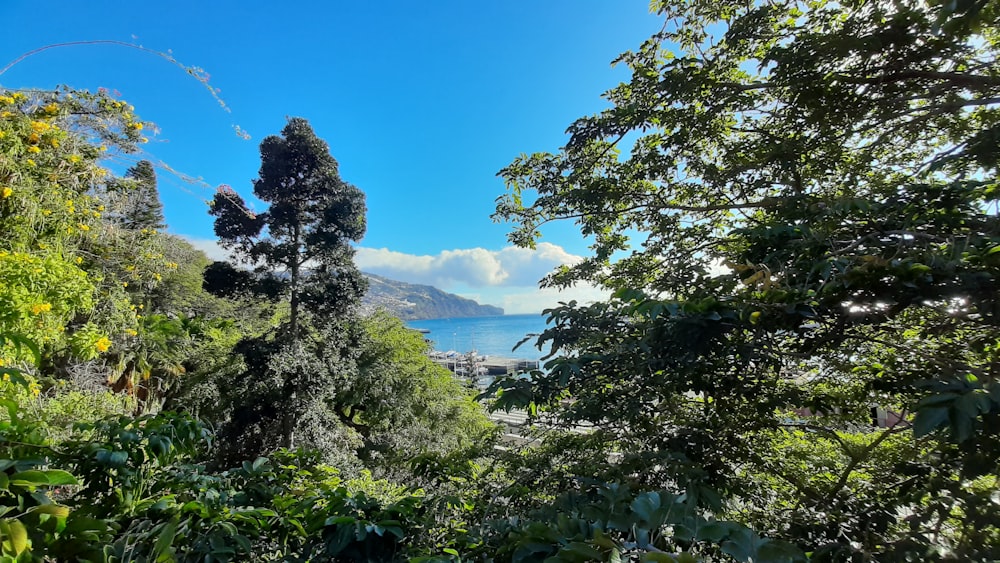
<box><xmin>209</xmin><ymin>117</ymin><xmax>367</xmax><ymax>454</ymax></box>
<box><xmin>121</xmin><ymin>160</ymin><xmax>165</xmax><ymax>231</ymax></box>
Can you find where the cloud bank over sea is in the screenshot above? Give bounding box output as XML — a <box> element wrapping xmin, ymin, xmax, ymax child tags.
<box><xmin>354</xmin><ymin>243</ymin><xmax>577</xmax><ymax>288</ymax></box>
<box><xmin>354</xmin><ymin>243</ymin><xmax>608</xmax><ymax>314</ymax></box>
<box><xmin>183</xmin><ymin>237</ymin><xmax>607</xmax><ymax>315</ymax></box>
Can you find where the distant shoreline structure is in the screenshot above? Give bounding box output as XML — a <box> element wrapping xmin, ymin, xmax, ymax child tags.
<box><xmin>427</xmin><ymin>350</ymin><xmax>539</xmax><ymax>377</ymax></box>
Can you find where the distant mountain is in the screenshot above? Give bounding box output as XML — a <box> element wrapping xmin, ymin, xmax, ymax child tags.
<box><xmin>361</xmin><ymin>273</ymin><xmax>503</xmax><ymax>320</ymax></box>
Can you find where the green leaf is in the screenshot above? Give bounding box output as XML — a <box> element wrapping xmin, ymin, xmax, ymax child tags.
<box><xmin>8</xmin><ymin>470</ymin><xmax>46</xmax><ymax>487</ymax></box>
<box><xmin>756</xmin><ymin>540</ymin><xmax>807</xmax><ymax>563</ymax></box>
<box><xmin>233</xmin><ymin>534</ymin><xmax>252</xmax><ymax>552</ymax></box>
<box><xmin>957</xmin><ymin>392</ymin><xmax>991</xmax><ymax>416</ymax></box>
<box><xmin>696</xmin><ymin>522</ymin><xmax>730</xmax><ymax>543</ymax></box>
<box><xmin>151</xmin><ymin>518</ymin><xmax>179</xmax><ymax>563</ymax></box>
<box><xmin>0</xmin><ymin>334</ymin><xmax>41</xmax><ymax>367</ymax></box>
<box><xmin>913</xmin><ymin>407</ymin><xmax>949</xmax><ymax>437</ymax></box>
<box><xmin>952</xmin><ymin>410</ymin><xmax>973</xmax><ymax>443</ymax></box>
<box><xmin>28</xmin><ymin>504</ymin><xmax>71</xmax><ymax>519</ymax></box>
<box><xmin>721</xmin><ymin>537</ymin><xmax>753</xmax><ymax>562</ymax></box>
<box><xmin>561</xmin><ymin>542</ymin><xmax>604</xmax><ymax>559</ymax></box>
<box><xmin>251</xmin><ymin>456</ymin><xmax>268</xmax><ymax>472</ymax></box>
<box><xmin>917</xmin><ymin>393</ymin><xmax>960</xmax><ymax>408</ymax></box>
<box><xmin>325</xmin><ymin>516</ymin><xmax>356</xmax><ymax>526</ymax></box>
<box><xmin>631</xmin><ymin>491</ymin><xmax>662</xmax><ymax>523</ymax></box>
<box><xmin>5</xmin><ymin>520</ymin><xmax>27</xmax><ymax>556</ymax></box>
<box><xmin>40</xmin><ymin>469</ymin><xmax>77</xmax><ymax>486</ymax></box>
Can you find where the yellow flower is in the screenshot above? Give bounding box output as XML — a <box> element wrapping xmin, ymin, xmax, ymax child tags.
<box><xmin>125</xmin><ymin>329</ymin><xmax>138</xmax><ymax>336</ymax></box>
<box><xmin>25</xmin><ymin>159</ymin><xmax>35</xmax><ymax>167</ymax></box>
<box><xmin>94</xmin><ymin>337</ymin><xmax>112</xmax><ymax>353</ymax></box>
<box><xmin>68</xmin><ymin>154</ymin><xmax>81</xmax><ymax>164</ymax></box>
<box><xmin>30</xmin><ymin>121</ymin><xmax>50</xmax><ymax>133</ymax></box>
<box><xmin>75</xmin><ymin>256</ymin><xmax>83</xmax><ymax>264</ymax></box>
<box><xmin>0</xmin><ymin>96</ymin><xmax>13</xmax><ymax>105</ymax></box>
<box><xmin>99</xmin><ymin>145</ymin><xmax>107</xmax><ymax>152</ymax></box>
<box><xmin>78</xmin><ymin>223</ymin><xmax>90</xmax><ymax>231</ymax></box>
<box><xmin>11</xmin><ymin>93</ymin><xmax>26</xmax><ymax>102</ymax></box>
<box><xmin>49</xmin><ymin>138</ymin><xmax>59</xmax><ymax>148</ymax></box>
<box><xmin>153</xmin><ymin>273</ymin><xmax>162</xmax><ymax>281</ymax></box>
<box><xmin>122</xmin><ymin>282</ymin><xmax>128</xmax><ymax>288</ymax></box>
<box><xmin>42</xmin><ymin>102</ymin><xmax>59</xmax><ymax>115</ymax></box>
<box><xmin>0</xmin><ymin>111</ymin><xmax>12</xmax><ymax>118</ymax></box>
<box><xmin>1</xmin><ymin>187</ymin><xmax>11</xmax><ymax>198</ymax></box>
<box><xmin>27</xmin><ymin>145</ymin><xmax>41</xmax><ymax>154</ymax></box>
<box><xmin>30</xmin><ymin>303</ymin><xmax>52</xmax><ymax>315</ymax></box>
<box><xmin>130</xmin><ymin>122</ymin><xmax>143</xmax><ymax>131</ymax></box>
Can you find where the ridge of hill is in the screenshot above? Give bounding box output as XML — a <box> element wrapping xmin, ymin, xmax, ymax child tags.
<box><xmin>361</xmin><ymin>273</ymin><xmax>504</xmax><ymax>320</ymax></box>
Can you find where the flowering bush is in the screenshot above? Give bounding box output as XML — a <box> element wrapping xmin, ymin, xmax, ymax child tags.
<box><xmin>0</xmin><ymin>88</ymin><xmax>174</xmax><ymax>367</ymax></box>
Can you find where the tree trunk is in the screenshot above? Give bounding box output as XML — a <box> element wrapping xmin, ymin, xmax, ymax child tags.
<box><xmin>289</xmin><ymin>221</ymin><xmax>300</xmax><ymax>337</ymax></box>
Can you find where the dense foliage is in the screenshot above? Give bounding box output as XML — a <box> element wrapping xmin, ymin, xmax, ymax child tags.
<box><xmin>490</xmin><ymin>0</ymin><xmax>1000</xmax><ymax>560</ymax></box>
<box><xmin>4</xmin><ymin>0</ymin><xmax>999</xmax><ymax>559</ymax></box>
<box><xmin>0</xmin><ymin>87</ymin><xmax>495</xmax><ymax>561</ymax></box>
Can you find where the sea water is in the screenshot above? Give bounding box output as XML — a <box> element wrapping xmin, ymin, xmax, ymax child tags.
<box><xmin>405</xmin><ymin>314</ymin><xmax>552</xmax><ymax>360</ymax></box>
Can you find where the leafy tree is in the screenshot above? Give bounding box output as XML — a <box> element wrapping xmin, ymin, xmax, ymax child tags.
<box><xmin>208</xmin><ymin>117</ymin><xmax>367</xmax><ymax>454</ymax></box>
<box><xmin>344</xmin><ymin>310</ymin><xmax>494</xmax><ymax>467</ymax></box>
<box><xmin>491</xmin><ymin>0</ymin><xmax>1000</xmax><ymax>559</ymax></box>
<box><xmin>146</xmin><ymin>235</ymin><xmax>211</xmax><ymax>314</ymax></box>
<box><xmin>210</xmin><ymin>117</ymin><xmax>367</xmax><ymax>337</ymax></box>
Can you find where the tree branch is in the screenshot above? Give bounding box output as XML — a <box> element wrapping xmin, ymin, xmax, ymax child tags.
<box><xmin>822</xmin><ymin>413</ymin><xmax>910</xmax><ymax>503</ymax></box>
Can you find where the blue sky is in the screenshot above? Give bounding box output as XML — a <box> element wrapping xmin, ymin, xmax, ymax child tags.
<box><xmin>1</xmin><ymin>1</ymin><xmax>664</xmax><ymax>313</ymax></box>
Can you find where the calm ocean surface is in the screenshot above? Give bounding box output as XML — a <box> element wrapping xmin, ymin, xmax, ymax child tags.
<box><xmin>405</xmin><ymin>314</ymin><xmax>552</xmax><ymax>360</ymax></box>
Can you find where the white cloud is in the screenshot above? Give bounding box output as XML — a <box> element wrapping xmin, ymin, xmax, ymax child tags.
<box><xmin>461</xmin><ymin>283</ymin><xmax>610</xmax><ymax>315</ymax></box>
<box><xmin>181</xmin><ymin>237</ymin><xmax>234</xmax><ymax>263</ymax></box>
<box><xmin>354</xmin><ymin>242</ymin><xmax>582</xmax><ymax>289</ymax></box>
